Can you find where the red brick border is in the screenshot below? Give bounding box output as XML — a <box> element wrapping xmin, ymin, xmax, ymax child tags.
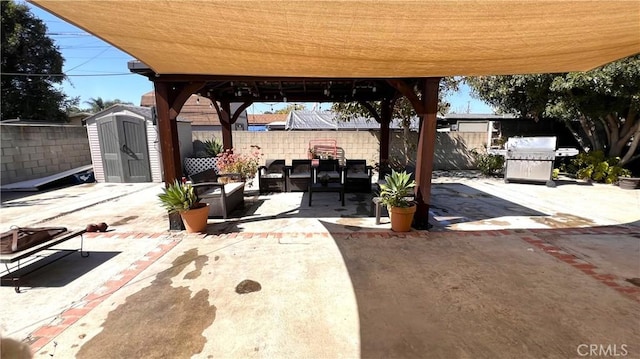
<box><xmin>520</xmin><ymin>231</ymin><xmax>640</xmax><ymax>303</ymax></box>
<box><xmin>29</xmin><ymin>235</ymin><xmax>181</xmax><ymax>353</ymax></box>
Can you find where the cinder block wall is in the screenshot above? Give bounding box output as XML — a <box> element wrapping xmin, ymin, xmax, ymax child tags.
<box><xmin>192</xmin><ymin>130</ymin><xmax>487</xmax><ymax>170</ymax></box>
<box><xmin>1</xmin><ymin>124</ymin><xmax>92</xmax><ymax>185</ymax></box>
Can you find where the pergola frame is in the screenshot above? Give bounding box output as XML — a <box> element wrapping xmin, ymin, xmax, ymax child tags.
<box><xmin>131</xmin><ymin>67</ymin><xmax>440</xmax><ymax>230</ymax></box>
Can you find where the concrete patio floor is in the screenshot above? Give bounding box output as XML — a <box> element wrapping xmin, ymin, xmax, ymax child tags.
<box><xmin>1</xmin><ymin>172</ymin><xmax>638</xmax><ymax>358</ymax></box>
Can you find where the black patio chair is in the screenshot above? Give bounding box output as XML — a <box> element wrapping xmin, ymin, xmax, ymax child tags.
<box><xmin>314</xmin><ymin>159</ymin><xmax>342</xmax><ymax>184</ymax></box>
<box><xmin>344</xmin><ymin>159</ymin><xmax>373</xmax><ymax>193</ymax></box>
<box><xmin>258</xmin><ymin>159</ymin><xmax>287</xmax><ymax>193</ymax></box>
<box><xmin>286</xmin><ymin>159</ymin><xmax>312</xmax><ymax>192</ymax></box>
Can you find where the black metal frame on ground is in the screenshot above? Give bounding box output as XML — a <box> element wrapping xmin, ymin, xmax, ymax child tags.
<box><xmin>0</xmin><ymin>230</ymin><xmax>89</xmax><ymax>293</ymax></box>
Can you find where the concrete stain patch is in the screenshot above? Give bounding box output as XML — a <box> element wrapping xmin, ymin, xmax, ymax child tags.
<box><xmin>235</xmin><ymin>280</ymin><xmax>261</xmax><ymax>294</ymax></box>
<box><xmin>76</xmin><ymin>249</ymin><xmax>216</xmax><ymax>359</ymax></box>
<box><xmin>531</xmin><ymin>212</ymin><xmax>595</xmax><ymax>228</ymax></box>
<box><xmin>109</xmin><ymin>216</ymin><xmax>139</xmax><ymax>226</ymax></box>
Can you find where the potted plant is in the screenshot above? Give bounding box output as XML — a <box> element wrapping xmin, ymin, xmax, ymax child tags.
<box><xmin>158</xmin><ymin>180</ymin><xmax>209</xmax><ymax>233</ymax></box>
<box><xmin>379</xmin><ymin>170</ymin><xmax>416</xmax><ymax>232</ymax></box>
<box><xmin>216</xmin><ymin>145</ymin><xmax>262</xmax><ymax>185</ymax></box>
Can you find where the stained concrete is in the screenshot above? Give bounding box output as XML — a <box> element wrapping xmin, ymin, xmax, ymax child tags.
<box><xmin>76</xmin><ymin>249</ymin><xmax>216</xmax><ymax>359</ymax></box>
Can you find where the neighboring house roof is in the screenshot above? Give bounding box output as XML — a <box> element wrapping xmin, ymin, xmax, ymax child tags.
<box><xmin>140</xmin><ymin>91</ymin><xmax>220</xmax><ymax>126</ymax></box>
<box><xmin>247</xmin><ymin>113</ymin><xmax>288</xmax><ymax>125</ymax></box>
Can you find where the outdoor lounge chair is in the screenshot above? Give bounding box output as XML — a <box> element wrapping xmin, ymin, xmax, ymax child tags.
<box><xmin>189</xmin><ymin>169</ymin><xmax>245</xmax><ymax>219</ymax></box>
<box><xmin>286</xmin><ymin>159</ymin><xmax>312</xmax><ymax>192</ymax></box>
<box><xmin>258</xmin><ymin>159</ymin><xmax>287</xmax><ymax>193</ymax></box>
<box><xmin>344</xmin><ymin>159</ymin><xmax>373</xmax><ymax>193</ymax></box>
<box><xmin>1</xmin><ymin>226</ymin><xmax>89</xmax><ymax>292</ymax></box>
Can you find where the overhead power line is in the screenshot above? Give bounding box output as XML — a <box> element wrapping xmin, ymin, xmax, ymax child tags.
<box><xmin>46</xmin><ymin>32</ymin><xmax>92</xmax><ymax>36</ymax></box>
<box><xmin>0</xmin><ymin>72</ymin><xmax>135</xmax><ymax>77</ymax></box>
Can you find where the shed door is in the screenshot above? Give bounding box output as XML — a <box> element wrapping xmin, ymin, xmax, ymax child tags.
<box><xmin>97</xmin><ymin>115</ymin><xmax>151</xmax><ymax>183</ymax></box>
<box><xmin>97</xmin><ymin>117</ymin><xmax>123</xmax><ymax>182</ymax></box>
<box><xmin>119</xmin><ymin>116</ymin><xmax>151</xmax><ymax>182</ymax></box>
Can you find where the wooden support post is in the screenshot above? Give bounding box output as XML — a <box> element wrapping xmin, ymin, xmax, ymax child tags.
<box><xmin>154</xmin><ymin>82</ymin><xmax>181</xmax><ymax>183</ymax></box>
<box><xmin>154</xmin><ymin>82</ymin><xmax>184</xmax><ymax>230</ymax></box>
<box><xmin>412</xmin><ymin>78</ymin><xmax>440</xmax><ymax>230</ymax></box>
<box><xmin>219</xmin><ymin>101</ymin><xmax>233</xmax><ymax>150</ymax></box>
<box><xmin>379</xmin><ymin>100</ymin><xmax>392</xmax><ymax>175</ymax></box>
<box><xmin>154</xmin><ymin>81</ymin><xmax>204</xmax><ymax>230</ymax></box>
<box><xmin>359</xmin><ymin>99</ymin><xmax>393</xmax><ymax>175</ymax></box>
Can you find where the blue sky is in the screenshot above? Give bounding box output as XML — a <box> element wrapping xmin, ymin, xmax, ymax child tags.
<box><xmin>27</xmin><ymin>2</ymin><xmax>493</xmax><ymax>115</ymax></box>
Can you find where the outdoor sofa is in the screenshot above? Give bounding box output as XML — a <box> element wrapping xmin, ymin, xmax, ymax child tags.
<box><xmin>189</xmin><ymin>169</ymin><xmax>244</xmax><ymax>219</ymax></box>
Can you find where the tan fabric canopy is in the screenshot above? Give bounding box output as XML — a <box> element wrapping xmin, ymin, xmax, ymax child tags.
<box><xmin>33</xmin><ymin>1</ymin><xmax>639</xmax><ymax>77</ymax></box>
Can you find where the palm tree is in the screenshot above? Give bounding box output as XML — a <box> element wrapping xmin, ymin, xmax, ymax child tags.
<box><xmin>84</xmin><ymin>97</ymin><xmax>133</xmax><ymax>113</ymax></box>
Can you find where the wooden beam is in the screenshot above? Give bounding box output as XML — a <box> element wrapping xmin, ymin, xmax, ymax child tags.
<box><xmin>358</xmin><ymin>101</ymin><xmax>381</xmax><ymax>123</ymax></box>
<box><xmin>386</xmin><ymin>79</ymin><xmax>424</xmax><ymax>114</ymax></box>
<box><xmin>146</xmin><ymin>74</ymin><xmax>412</xmax><ymax>83</ymax></box>
<box><xmin>230</xmin><ymin>101</ymin><xmax>253</xmax><ymax>124</ymax></box>
<box><xmin>412</xmin><ymin>78</ymin><xmax>440</xmax><ymax>230</ymax></box>
<box><xmin>169</xmin><ymin>82</ymin><xmax>205</xmax><ymax>118</ymax></box>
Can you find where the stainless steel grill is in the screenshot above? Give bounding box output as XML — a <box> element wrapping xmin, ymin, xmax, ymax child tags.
<box><xmin>490</xmin><ymin>136</ymin><xmax>578</xmax><ymax>187</ymax></box>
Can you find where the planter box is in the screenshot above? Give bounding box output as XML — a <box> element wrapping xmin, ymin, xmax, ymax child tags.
<box><xmin>184</xmin><ymin>157</ymin><xmax>220</xmax><ymax>176</ymax></box>
<box><xmin>619</xmin><ymin>177</ymin><xmax>640</xmax><ymax>190</ymax></box>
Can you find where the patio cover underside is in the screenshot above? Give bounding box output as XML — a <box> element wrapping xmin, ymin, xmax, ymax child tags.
<box><xmin>31</xmin><ymin>1</ymin><xmax>639</xmax><ymax>77</ymax></box>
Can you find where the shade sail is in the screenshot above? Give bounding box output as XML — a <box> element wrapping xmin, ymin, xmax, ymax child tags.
<box><xmin>32</xmin><ymin>1</ymin><xmax>639</xmax><ymax>78</ymax></box>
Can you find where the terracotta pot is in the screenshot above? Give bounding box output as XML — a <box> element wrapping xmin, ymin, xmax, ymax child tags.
<box><xmin>389</xmin><ymin>205</ymin><xmax>416</xmax><ymax>232</ymax></box>
<box><xmin>180</xmin><ymin>203</ymin><xmax>209</xmax><ymax>233</ymax></box>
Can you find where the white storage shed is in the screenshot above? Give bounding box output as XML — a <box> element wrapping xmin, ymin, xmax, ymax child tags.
<box><xmin>85</xmin><ymin>105</ymin><xmax>192</xmax><ymax>183</ymax></box>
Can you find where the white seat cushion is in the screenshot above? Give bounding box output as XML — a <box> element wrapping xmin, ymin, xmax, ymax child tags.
<box><xmin>200</xmin><ymin>182</ymin><xmax>244</xmax><ymax>198</ymax></box>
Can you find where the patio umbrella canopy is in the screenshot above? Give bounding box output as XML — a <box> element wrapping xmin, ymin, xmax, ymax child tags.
<box><xmin>31</xmin><ymin>1</ymin><xmax>639</xmax><ymax>77</ymax></box>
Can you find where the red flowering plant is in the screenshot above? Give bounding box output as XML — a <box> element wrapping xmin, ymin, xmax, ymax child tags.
<box><xmin>216</xmin><ymin>145</ymin><xmax>263</xmax><ymax>185</ymax></box>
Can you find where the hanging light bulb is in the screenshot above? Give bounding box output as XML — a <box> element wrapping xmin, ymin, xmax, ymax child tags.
<box><xmin>372</xmin><ymin>85</ymin><xmax>377</xmax><ymax>93</ymax></box>
<box><xmin>283</xmin><ymin>96</ymin><xmax>288</xmax><ymax>103</ymax></box>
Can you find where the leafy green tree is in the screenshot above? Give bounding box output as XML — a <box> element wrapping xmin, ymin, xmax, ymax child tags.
<box><xmin>273</xmin><ymin>103</ymin><xmax>306</xmax><ymax>114</ymax></box>
<box><xmin>84</xmin><ymin>97</ymin><xmax>133</xmax><ymax>113</ymax></box>
<box><xmin>332</xmin><ymin>78</ymin><xmax>459</xmax><ymax>166</ymax></box>
<box><xmin>1</xmin><ymin>1</ymin><xmax>73</xmax><ymax>121</ymax></box>
<box><xmin>466</xmin><ymin>55</ymin><xmax>640</xmax><ymax>165</ymax></box>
